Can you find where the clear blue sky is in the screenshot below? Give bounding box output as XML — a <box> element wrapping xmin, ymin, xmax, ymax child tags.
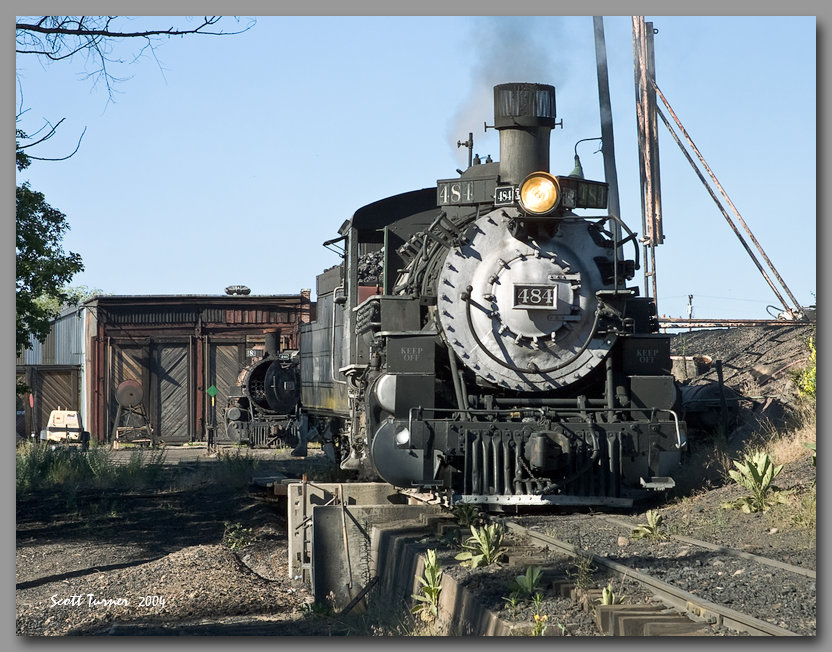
<box><xmin>15</xmin><ymin>15</ymin><xmax>816</xmax><ymax>321</ymax></box>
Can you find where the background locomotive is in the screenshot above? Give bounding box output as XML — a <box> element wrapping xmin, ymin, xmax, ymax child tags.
<box><xmin>297</xmin><ymin>82</ymin><xmax>687</xmax><ymax>507</ymax></box>
<box><xmin>223</xmin><ymin>331</ymin><xmax>300</xmax><ymax>448</ymax></box>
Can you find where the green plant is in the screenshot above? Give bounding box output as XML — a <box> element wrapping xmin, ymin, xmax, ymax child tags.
<box><xmin>599</xmin><ymin>582</ymin><xmax>625</xmax><ymax>605</ymax></box>
<box><xmin>531</xmin><ymin>613</ymin><xmax>548</xmax><ymax>636</ymax></box>
<box><xmin>530</xmin><ymin>591</ymin><xmax>543</xmax><ymax>611</ymax></box>
<box><xmin>805</xmin><ymin>441</ymin><xmax>816</xmax><ymax>466</ymax></box>
<box><xmin>567</xmin><ymin>547</ymin><xmax>596</xmax><ymax>591</ymax></box>
<box><xmin>502</xmin><ymin>593</ymin><xmax>521</xmax><ymax>617</ymax></box>
<box><xmin>794</xmin><ymin>337</ymin><xmax>816</xmax><ymax>400</ymax></box>
<box><xmin>721</xmin><ymin>450</ymin><xmax>788</xmax><ymax>513</ymax></box>
<box><xmin>509</xmin><ymin>566</ymin><xmax>543</xmax><ymax>598</ymax></box>
<box><xmin>411</xmin><ymin>549</ymin><xmax>443</xmax><ymax>622</ymax></box>
<box><xmin>454</xmin><ymin>523</ymin><xmax>508</xmax><ymax>568</ymax></box>
<box><xmin>222</xmin><ymin>521</ymin><xmax>255</xmax><ymax>550</ymax></box>
<box><xmin>15</xmin><ymin>443</ymin><xmax>167</xmax><ymax>498</ymax></box>
<box><xmin>302</xmin><ymin>600</ymin><xmax>334</xmax><ymax>618</ymax></box>
<box><xmin>631</xmin><ymin>509</ymin><xmax>667</xmax><ymax>541</ymax></box>
<box><xmin>451</xmin><ymin>503</ymin><xmax>484</xmax><ymax>528</ymax></box>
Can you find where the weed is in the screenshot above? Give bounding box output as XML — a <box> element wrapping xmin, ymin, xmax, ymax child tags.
<box><xmin>788</xmin><ymin>487</ymin><xmax>816</xmax><ymax>531</ymax></box>
<box><xmin>502</xmin><ymin>593</ymin><xmax>521</xmax><ymax>618</ymax></box>
<box><xmin>721</xmin><ymin>450</ymin><xmax>788</xmax><ymax>513</ymax></box>
<box><xmin>805</xmin><ymin>441</ymin><xmax>816</xmax><ymax>486</ymax></box>
<box><xmin>15</xmin><ymin>443</ymin><xmax>167</xmax><ymax>498</ymax></box>
<box><xmin>302</xmin><ymin>590</ymin><xmax>337</xmax><ymax>619</ymax></box>
<box><xmin>530</xmin><ymin>591</ymin><xmax>543</xmax><ymax>612</ymax></box>
<box><xmin>411</xmin><ymin>549</ymin><xmax>443</xmax><ymax>622</ymax></box>
<box><xmin>530</xmin><ymin>613</ymin><xmax>548</xmax><ymax>636</ymax></box>
<box><xmin>793</xmin><ymin>336</ymin><xmax>816</xmax><ymax>400</ymax></box>
<box><xmin>599</xmin><ymin>582</ymin><xmax>626</xmax><ymax>605</ymax></box>
<box><xmin>454</xmin><ymin>523</ymin><xmax>508</xmax><ymax>568</ymax></box>
<box><xmin>525</xmin><ymin>592</ymin><xmax>548</xmax><ymax>636</ymax></box>
<box><xmin>567</xmin><ymin>547</ymin><xmax>596</xmax><ymax>591</ymax></box>
<box><xmin>222</xmin><ymin>521</ymin><xmax>255</xmax><ymax>550</ymax></box>
<box><xmin>508</xmin><ymin>566</ymin><xmax>543</xmax><ymax>598</ymax></box>
<box><xmin>451</xmin><ymin>503</ymin><xmax>484</xmax><ymax>528</ymax></box>
<box><xmin>302</xmin><ymin>601</ymin><xmax>334</xmax><ymax>618</ymax></box>
<box><xmin>631</xmin><ymin>509</ymin><xmax>667</xmax><ymax>541</ymax></box>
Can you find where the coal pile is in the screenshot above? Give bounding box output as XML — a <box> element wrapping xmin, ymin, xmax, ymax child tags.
<box><xmin>357</xmin><ymin>250</ymin><xmax>383</xmax><ymax>285</ymax></box>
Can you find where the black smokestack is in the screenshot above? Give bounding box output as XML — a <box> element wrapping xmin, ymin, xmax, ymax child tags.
<box><xmin>493</xmin><ymin>83</ymin><xmax>557</xmax><ymax>185</ymax></box>
<box><xmin>264</xmin><ymin>330</ymin><xmax>280</xmax><ymax>358</ymax></box>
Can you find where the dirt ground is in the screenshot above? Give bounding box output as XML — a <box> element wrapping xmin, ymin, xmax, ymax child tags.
<box><xmin>15</xmin><ymin>447</ymin><xmax>349</xmax><ymax>636</ymax></box>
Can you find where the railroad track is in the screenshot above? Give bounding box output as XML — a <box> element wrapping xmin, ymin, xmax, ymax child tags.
<box><xmin>494</xmin><ymin>513</ymin><xmax>814</xmax><ymax>636</ymax></box>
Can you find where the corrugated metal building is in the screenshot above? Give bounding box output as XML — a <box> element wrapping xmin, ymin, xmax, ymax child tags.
<box><xmin>16</xmin><ymin>291</ymin><xmax>313</xmax><ymax>444</ymax></box>
<box><xmin>16</xmin><ymin>306</ymin><xmax>85</xmax><ymax>440</ymax></box>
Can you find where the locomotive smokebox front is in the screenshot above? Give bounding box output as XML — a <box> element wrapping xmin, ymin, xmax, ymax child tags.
<box><xmin>494</xmin><ymin>83</ymin><xmax>557</xmax><ymax>185</ymax></box>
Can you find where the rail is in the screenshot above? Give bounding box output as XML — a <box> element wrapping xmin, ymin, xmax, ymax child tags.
<box><xmin>497</xmin><ymin>518</ymin><xmax>801</xmax><ymax>636</ymax></box>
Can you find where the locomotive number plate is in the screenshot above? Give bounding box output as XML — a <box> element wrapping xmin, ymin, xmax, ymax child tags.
<box><xmin>494</xmin><ymin>185</ymin><xmax>516</xmax><ymax>206</ymax></box>
<box><xmin>513</xmin><ymin>284</ymin><xmax>557</xmax><ymax>310</ymax></box>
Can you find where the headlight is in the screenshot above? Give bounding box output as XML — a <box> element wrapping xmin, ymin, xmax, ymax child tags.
<box><xmin>519</xmin><ymin>172</ymin><xmax>560</xmax><ymax>215</ymax></box>
<box><xmin>395</xmin><ymin>427</ymin><xmax>411</xmax><ymax>447</ymax></box>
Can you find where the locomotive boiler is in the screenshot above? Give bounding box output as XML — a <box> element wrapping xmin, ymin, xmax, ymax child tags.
<box><xmin>299</xmin><ymin>83</ymin><xmax>687</xmax><ymax>507</ymax></box>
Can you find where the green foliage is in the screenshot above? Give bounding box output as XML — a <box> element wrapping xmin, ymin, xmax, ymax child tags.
<box><xmin>531</xmin><ymin>613</ymin><xmax>548</xmax><ymax>636</ymax></box>
<box><xmin>502</xmin><ymin>592</ymin><xmax>521</xmax><ymax>617</ymax></box>
<box><xmin>804</xmin><ymin>441</ymin><xmax>816</xmax><ymax>488</ymax></box>
<box><xmin>528</xmin><ymin>593</ymin><xmax>548</xmax><ymax>635</ymax></box>
<box><xmin>509</xmin><ymin>566</ymin><xmax>544</xmax><ymax>598</ymax></box>
<box><xmin>197</xmin><ymin>449</ymin><xmax>263</xmax><ymax>490</ymax></box>
<box><xmin>222</xmin><ymin>521</ymin><xmax>255</xmax><ymax>550</ymax></box>
<box><xmin>631</xmin><ymin>509</ymin><xmax>667</xmax><ymax>541</ymax></box>
<box><xmin>16</xmin><ymin>182</ymin><xmax>84</xmax><ymax>358</ymax></box>
<box><xmin>16</xmin><ymin>443</ymin><xmax>166</xmax><ymax>497</ymax></box>
<box><xmin>721</xmin><ymin>450</ymin><xmax>788</xmax><ymax>513</ymax></box>
<box><xmin>16</xmin><ymin>129</ymin><xmax>32</xmax><ymax>171</ymax></box>
<box><xmin>567</xmin><ymin>548</ymin><xmax>596</xmax><ymax>591</ymax></box>
<box><xmin>451</xmin><ymin>503</ymin><xmax>485</xmax><ymax>528</ymax></box>
<box><xmin>805</xmin><ymin>441</ymin><xmax>816</xmax><ymax>468</ymax></box>
<box><xmin>789</xmin><ymin>488</ymin><xmax>816</xmax><ymax>530</ymax></box>
<box><xmin>599</xmin><ymin>582</ymin><xmax>625</xmax><ymax>606</ymax></box>
<box><xmin>32</xmin><ymin>284</ymin><xmax>102</xmax><ymax>316</ymax></box>
<box><xmin>302</xmin><ymin>600</ymin><xmax>334</xmax><ymax>618</ymax></box>
<box><xmin>794</xmin><ymin>337</ymin><xmax>816</xmax><ymax>400</ymax></box>
<box><xmin>411</xmin><ymin>549</ymin><xmax>443</xmax><ymax>622</ymax></box>
<box><xmin>454</xmin><ymin>523</ymin><xmax>508</xmax><ymax>568</ymax></box>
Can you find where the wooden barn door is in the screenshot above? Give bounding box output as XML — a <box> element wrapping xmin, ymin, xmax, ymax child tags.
<box><xmin>151</xmin><ymin>343</ymin><xmax>191</xmax><ymax>443</ymax></box>
<box><xmin>108</xmin><ymin>343</ymin><xmax>149</xmax><ymax>441</ymax></box>
<box><xmin>38</xmin><ymin>369</ymin><xmax>80</xmax><ymax>430</ymax></box>
<box><xmin>20</xmin><ymin>367</ymin><xmax>81</xmax><ymax>439</ymax></box>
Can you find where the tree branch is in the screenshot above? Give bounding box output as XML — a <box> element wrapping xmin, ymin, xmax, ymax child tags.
<box><xmin>16</xmin><ymin>16</ymin><xmax>252</xmax><ymax>43</ymax></box>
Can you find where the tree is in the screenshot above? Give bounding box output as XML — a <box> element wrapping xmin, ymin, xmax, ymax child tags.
<box><xmin>15</xmin><ymin>181</ymin><xmax>84</xmax><ymax>358</ymax></box>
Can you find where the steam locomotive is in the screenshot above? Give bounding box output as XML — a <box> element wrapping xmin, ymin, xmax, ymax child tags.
<box><xmin>298</xmin><ymin>82</ymin><xmax>687</xmax><ymax>507</ymax></box>
<box><xmin>223</xmin><ymin>331</ymin><xmax>300</xmax><ymax>448</ymax></box>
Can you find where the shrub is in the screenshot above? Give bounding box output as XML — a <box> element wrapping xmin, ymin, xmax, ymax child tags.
<box><xmin>508</xmin><ymin>566</ymin><xmax>544</xmax><ymax>598</ymax></box>
<box><xmin>411</xmin><ymin>549</ymin><xmax>443</xmax><ymax>622</ymax></box>
<box><xmin>455</xmin><ymin>523</ymin><xmax>508</xmax><ymax>568</ymax></box>
<box><xmin>631</xmin><ymin>510</ymin><xmax>667</xmax><ymax>541</ymax></box>
<box><xmin>222</xmin><ymin>521</ymin><xmax>255</xmax><ymax>550</ymax></box>
<box><xmin>793</xmin><ymin>337</ymin><xmax>816</xmax><ymax>400</ymax></box>
<box><xmin>721</xmin><ymin>450</ymin><xmax>788</xmax><ymax>513</ymax></box>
